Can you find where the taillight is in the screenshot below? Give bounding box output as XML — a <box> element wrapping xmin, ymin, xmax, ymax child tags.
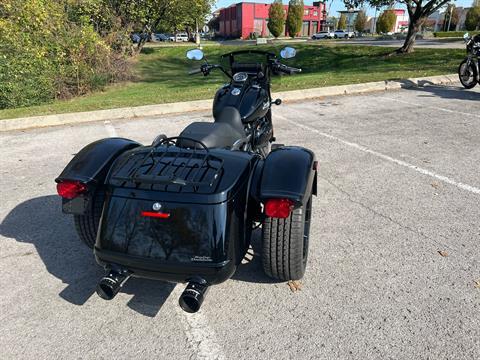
<box><xmin>265</xmin><ymin>199</ymin><xmax>294</xmax><ymax>219</ymax></box>
<box><xmin>141</xmin><ymin>211</ymin><xmax>170</xmax><ymax>219</ymax></box>
<box><xmin>56</xmin><ymin>180</ymin><xmax>87</xmax><ymax>199</ymax></box>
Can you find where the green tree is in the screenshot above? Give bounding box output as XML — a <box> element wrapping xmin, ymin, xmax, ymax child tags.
<box><xmin>329</xmin><ymin>16</ymin><xmax>337</xmax><ymax>30</ymax></box>
<box><xmin>337</xmin><ymin>13</ymin><xmax>347</xmax><ymax>29</ymax></box>
<box><xmin>163</xmin><ymin>0</ymin><xmax>213</xmax><ymax>40</ymax></box>
<box><xmin>90</xmin><ymin>0</ymin><xmax>212</xmax><ymax>51</ymax></box>
<box><xmin>465</xmin><ymin>5</ymin><xmax>480</xmax><ymax>30</ymax></box>
<box><xmin>354</xmin><ymin>10</ymin><xmax>367</xmax><ymax>32</ymax></box>
<box><xmin>343</xmin><ymin>0</ymin><xmax>455</xmax><ymax>53</ymax></box>
<box><xmin>268</xmin><ymin>0</ymin><xmax>285</xmax><ymax>38</ymax></box>
<box><xmin>376</xmin><ymin>9</ymin><xmax>396</xmax><ymax>34</ymax></box>
<box><xmin>286</xmin><ymin>0</ymin><xmax>303</xmax><ymax>38</ymax></box>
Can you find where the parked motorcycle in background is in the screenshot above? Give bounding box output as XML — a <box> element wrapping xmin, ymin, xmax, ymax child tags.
<box><xmin>458</xmin><ymin>32</ymin><xmax>480</xmax><ymax>89</ymax></box>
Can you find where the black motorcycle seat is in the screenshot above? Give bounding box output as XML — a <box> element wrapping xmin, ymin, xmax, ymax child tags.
<box><xmin>214</xmin><ymin>106</ymin><xmax>244</xmax><ymax>132</ymax></box>
<box><xmin>178</xmin><ymin>122</ymin><xmax>244</xmax><ymax>149</ymax></box>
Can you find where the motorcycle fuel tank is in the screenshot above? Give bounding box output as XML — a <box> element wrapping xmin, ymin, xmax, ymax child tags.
<box><xmin>213</xmin><ymin>83</ymin><xmax>269</xmax><ymax>123</ymax></box>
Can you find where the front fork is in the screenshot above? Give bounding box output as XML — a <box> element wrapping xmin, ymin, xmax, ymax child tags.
<box><xmin>465</xmin><ymin>56</ymin><xmax>479</xmax><ymax>82</ymax></box>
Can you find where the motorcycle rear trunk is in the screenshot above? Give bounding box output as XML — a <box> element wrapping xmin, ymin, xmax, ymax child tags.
<box><xmin>94</xmin><ymin>145</ymin><xmax>258</xmax><ymax>285</ymax></box>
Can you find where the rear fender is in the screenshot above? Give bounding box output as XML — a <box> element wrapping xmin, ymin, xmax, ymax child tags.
<box><xmin>55</xmin><ymin>138</ymin><xmax>141</xmax><ymax>214</ymax></box>
<box><xmin>256</xmin><ymin>146</ymin><xmax>317</xmax><ymax>207</ymax></box>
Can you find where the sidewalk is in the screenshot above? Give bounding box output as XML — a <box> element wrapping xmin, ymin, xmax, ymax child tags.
<box><xmin>0</xmin><ymin>73</ymin><xmax>458</xmax><ymax>132</ymax></box>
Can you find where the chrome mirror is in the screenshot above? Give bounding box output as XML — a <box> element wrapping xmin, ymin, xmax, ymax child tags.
<box><xmin>186</xmin><ymin>49</ymin><xmax>204</xmax><ymax>61</ymax></box>
<box><xmin>280</xmin><ymin>47</ymin><xmax>296</xmax><ymax>59</ymax></box>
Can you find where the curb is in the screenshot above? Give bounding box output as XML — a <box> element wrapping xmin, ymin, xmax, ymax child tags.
<box><xmin>0</xmin><ymin>73</ymin><xmax>458</xmax><ymax>132</ymax></box>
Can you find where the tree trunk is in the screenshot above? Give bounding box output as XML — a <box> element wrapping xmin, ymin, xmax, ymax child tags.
<box><xmin>397</xmin><ymin>16</ymin><xmax>422</xmax><ymax>54</ymax></box>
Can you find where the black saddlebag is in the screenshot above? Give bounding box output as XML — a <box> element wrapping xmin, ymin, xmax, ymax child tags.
<box><xmin>94</xmin><ymin>142</ymin><xmax>257</xmax><ymax>284</ymax></box>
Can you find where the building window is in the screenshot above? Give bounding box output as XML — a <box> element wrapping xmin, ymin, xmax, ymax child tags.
<box><xmin>304</xmin><ymin>9</ymin><xmax>309</xmax><ymax>15</ymax></box>
<box><xmin>313</xmin><ymin>11</ymin><xmax>318</xmax><ymax>16</ymax></box>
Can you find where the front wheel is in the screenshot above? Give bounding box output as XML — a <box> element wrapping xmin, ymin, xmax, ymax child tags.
<box><xmin>73</xmin><ymin>192</ymin><xmax>105</xmax><ymax>248</ymax></box>
<box><xmin>458</xmin><ymin>59</ymin><xmax>477</xmax><ymax>89</ymax></box>
<box><xmin>261</xmin><ymin>195</ymin><xmax>312</xmax><ymax>281</ymax></box>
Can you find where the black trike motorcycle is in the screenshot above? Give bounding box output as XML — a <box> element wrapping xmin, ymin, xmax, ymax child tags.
<box><xmin>55</xmin><ymin>46</ymin><xmax>317</xmax><ymax>313</ymax></box>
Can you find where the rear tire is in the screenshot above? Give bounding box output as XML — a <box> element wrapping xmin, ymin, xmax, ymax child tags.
<box><xmin>261</xmin><ymin>195</ymin><xmax>312</xmax><ymax>281</ymax></box>
<box><xmin>73</xmin><ymin>192</ymin><xmax>105</xmax><ymax>249</ymax></box>
<box><xmin>458</xmin><ymin>59</ymin><xmax>477</xmax><ymax>89</ymax></box>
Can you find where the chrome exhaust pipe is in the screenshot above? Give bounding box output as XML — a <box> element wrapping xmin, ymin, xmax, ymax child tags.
<box><xmin>96</xmin><ymin>267</ymin><xmax>131</xmax><ymax>301</ymax></box>
<box><xmin>179</xmin><ymin>281</ymin><xmax>209</xmax><ymax>313</ymax></box>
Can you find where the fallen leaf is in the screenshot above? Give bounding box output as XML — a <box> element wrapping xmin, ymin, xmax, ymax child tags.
<box><xmin>474</xmin><ymin>280</ymin><xmax>480</xmax><ymax>289</ymax></box>
<box><xmin>287</xmin><ymin>280</ymin><xmax>302</xmax><ymax>292</ymax></box>
<box><xmin>431</xmin><ymin>182</ymin><xmax>439</xmax><ymax>189</ymax></box>
<box><xmin>437</xmin><ymin>250</ymin><xmax>448</xmax><ymax>257</ymax></box>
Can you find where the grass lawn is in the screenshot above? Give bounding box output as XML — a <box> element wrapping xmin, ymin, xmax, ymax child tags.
<box><xmin>0</xmin><ymin>43</ymin><xmax>465</xmax><ymax>120</ymax></box>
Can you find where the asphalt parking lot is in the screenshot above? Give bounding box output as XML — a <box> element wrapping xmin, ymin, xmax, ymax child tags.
<box><xmin>1</xmin><ymin>84</ymin><xmax>479</xmax><ymax>359</ymax></box>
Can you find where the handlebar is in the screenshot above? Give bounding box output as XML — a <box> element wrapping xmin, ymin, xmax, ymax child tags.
<box><xmin>189</xmin><ymin>61</ymin><xmax>301</xmax><ymax>77</ymax></box>
<box><xmin>188</xmin><ymin>68</ymin><xmax>202</xmax><ymax>75</ymax></box>
<box><xmin>274</xmin><ymin>62</ymin><xmax>302</xmax><ymax>75</ymax></box>
<box><xmin>188</xmin><ymin>64</ymin><xmax>233</xmax><ymax>79</ymax></box>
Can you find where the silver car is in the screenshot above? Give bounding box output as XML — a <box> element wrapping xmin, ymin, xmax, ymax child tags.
<box><xmin>312</xmin><ymin>31</ymin><xmax>333</xmax><ymax>40</ymax></box>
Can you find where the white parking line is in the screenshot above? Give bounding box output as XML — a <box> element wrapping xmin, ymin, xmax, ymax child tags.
<box><xmin>379</xmin><ymin>96</ymin><xmax>480</xmax><ymax>119</ymax></box>
<box><xmin>104</xmin><ymin>120</ymin><xmax>118</xmax><ymax>137</ymax></box>
<box><xmin>278</xmin><ymin>116</ymin><xmax>480</xmax><ymax>195</ymax></box>
<box><xmin>172</xmin><ymin>285</ymin><xmax>226</xmax><ymax>360</ymax></box>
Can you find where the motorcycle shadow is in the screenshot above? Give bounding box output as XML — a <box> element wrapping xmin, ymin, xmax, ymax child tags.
<box><xmin>231</xmin><ymin>228</ymin><xmax>283</xmax><ymax>284</ymax></box>
<box><xmin>398</xmin><ymin>80</ymin><xmax>480</xmax><ymax>101</ymax></box>
<box><xmin>0</xmin><ymin>195</ymin><xmax>175</xmax><ymax>317</ymax></box>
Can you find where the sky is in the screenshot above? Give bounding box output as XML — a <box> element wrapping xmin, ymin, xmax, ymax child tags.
<box><xmin>213</xmin><ymin>0</ymin><xmax>475</xmax><ymax>17</ymax></box>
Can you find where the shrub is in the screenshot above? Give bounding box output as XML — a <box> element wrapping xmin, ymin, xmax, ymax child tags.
<box><xmin>465</xmin><ymin>6</ymin><xmax>480</xmax><ymax>31</ymax></box>
<box><xmin>268</xmin><ymin>0</ymin><xmax>285</xmax><ymax>38</ymax></box>
<box><xmin>355</xmin><ymin>10</ymin><xmax>367</xmax><ymax>33</ymax></box>
<box><xmin>433</xmin><ymin>31</ymin><xmax>480</xmax><ymax>38</ymax></box>
<box><xmin>337</xmin><ymin>14</ymin><xmax>347</xmax><ymax>29</ymax></box>
<box><xmin>286</xmin><ymin>0</ymin><xmax>303</xmax><ymax>38</ymax></box>
<box><xmin>376</xmin><ymin>10</ymin><xmax>396</xmax><ymax>34</ymax></box>
<box><xmin>0</xmin><ymin>0</ymin><xmax>131</xmax><ymax>109</ymax></box>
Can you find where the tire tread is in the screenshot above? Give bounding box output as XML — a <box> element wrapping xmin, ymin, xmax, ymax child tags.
<box><xmin>261</xmin><ymin>196</ymin><xmax>311</xmax><ymax>281</ymax></box>
<box><xmin>73</xmin><ymin>192</ymin><xmax>104</xmax><ymax>249</ymax></box>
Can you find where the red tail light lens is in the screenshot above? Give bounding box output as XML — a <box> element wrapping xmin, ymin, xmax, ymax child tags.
<box><xmin>141</xmin><ymin>211</ymin><xmax>170</xmax><ymax>219</ymax></box>
<box><xmin>56</xmin><ymin>181</ymin><xmax>87</xmax><ymax>199</ymax></box>
<box><xmin>265</xmin><ymin>199</ymin><xmax>294</xmax><ymax>219</ymax></box>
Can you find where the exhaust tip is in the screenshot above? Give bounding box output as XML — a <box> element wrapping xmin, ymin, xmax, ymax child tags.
<box><xmin>96</xmin><ymin>268</ymin><xmax>130</xmax><ymax>301</ymax></box>
<box><xmin>179</xmin><ymin>282</ymin><xmax>209</xmax><ymax>313</ymax></box>
<box><xmin>96</xmin><ymin>278</ymin><xmax>118</xmax><ymax>300</ymax></box>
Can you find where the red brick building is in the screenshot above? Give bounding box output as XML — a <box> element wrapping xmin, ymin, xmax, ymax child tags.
<box><xmin>218</xmin><ymin>2</ymin><xmax>327</xmax><ymax>39</ymax></box>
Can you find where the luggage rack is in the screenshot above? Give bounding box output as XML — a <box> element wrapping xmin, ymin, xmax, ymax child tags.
<box><xmin>110</xmin><ymin>137</ymin><xmax>224</xmax><ymax>193</ymax></box>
